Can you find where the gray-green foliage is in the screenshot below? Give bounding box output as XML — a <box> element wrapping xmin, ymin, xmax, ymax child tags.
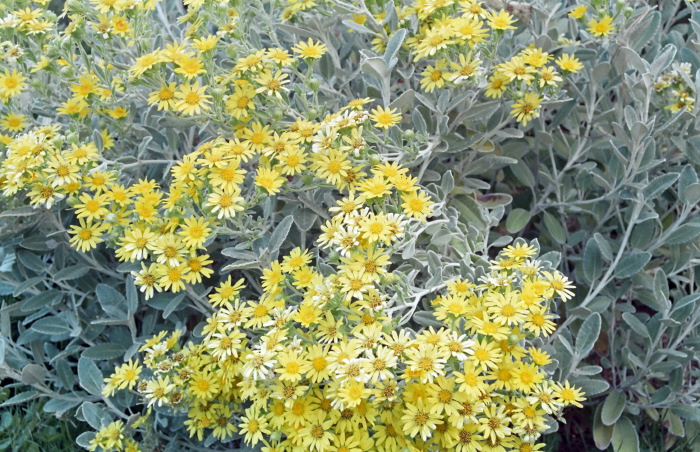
<box><xmin>1</xmin><ymin>0</ymin><xmax>700</xmax><ymax>449</ymax></box>
<box><xmin>487</xmin><ymin>2</ymin><xmax>700</xmax><ymax>450</ymax></box>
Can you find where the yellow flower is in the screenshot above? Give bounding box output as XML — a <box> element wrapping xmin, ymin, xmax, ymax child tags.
<box><xmin>75</xmin><ymin>192</ymin><xmax>110</xmax><ymax>221</ymax></box>
<box><xmin>485</xmin><ymin>72</ymin><xmax>510</xmax><ymax>99</ymax></box>
<box><xmin>254</xmin><ymin>70</ymin><xmax>290</xmax><ymax>99</ymax></box>
<box><xmin>117</xmin><ymin>227</ymin><xmax>157</xmax><ymax>262</ymax></box>
<box><xmin>238</xmin><ymin>407</ymin><xmax>271</xmax><ymax>446</ymax></box>
<box><xmin>148</xmin><ymin>83</ymin><xmax>178</xmax><ymax>111</ymax></box>
<box><xmin>569</xmin><ymin>5</ymin><xmax>588</xmax><ymax>19</ymax></box>
<box><xmin>157</xmin><ymin>263</ymin><xmax>190</xmax><ymax>292</ymax></box>
<box><xmin>450</xmin><ymin>52</ymin><xmax>482</xmax><ymax>83</ymax></box>
<box><xmin>498</xmin><ymin>56</ymin><xmax>536</xmax><ymax>84</ymax></box>
<box><xmin>254</xmin><ymin>166</ymin><xmax>285</xmax><ymax>195</ymax></box>
<box><xmin>401</xmin><ymin>191</ymin><xmax>434</xmax><ymax>220</ymax></box>
<box><xmin>588</xmin><ymin>16</ymin><xmax>615</xmax><ymax>37</ymax></box>
<box><xmin>205</xmin><ymin>187</ymin><xmax>245</xmax><ymax>219</ymax></box>
<box><xmin>225</xmin><ymin>85</ymin><xmax>257</xmax><ymax>119</ymax></box>
<box><xmin>192</xmin><ymin>35</ymin><xmax>218</xmax><ymax>52</ymax></box>
<box><xmin>478</xmin><ymin>405</ymin><xmax>512</xmax><ymax>442</ymax></box>
<box><xmin>68</xmin><ymin>219</ymin><xmax>109</xmax><ymax>252</ymax></box>
<box><xmin>555</xmin><ymin>53</ymin><xmax>583</xmax><ymax>73</ymax></box>
<box><xmin>511</xmin><ymin>92</ymin><xmax>542</xmax><ymax>126</ymax></box>
<box><xmin>369</xmin><ymin>106</ymin><xmax>401</xmax><ymax>129</ymax></box>
<box><xmin>414</xmin><ymin>25</ymin><xmax>454</xmax><ymax>61</ymax></box>
<box><xmin>0</xmin><ymin>69</ymin><xmax>26</xmax><ymax>99</ymax></box>
<box><xmin>275</xmin><ymin>349</ymin><xmax>307</xmax><ymax>382</ymax></box>
<box><xmin>174</xmin><ymin>56</ymin><xmax>206</xmax><ymax>79</ymax></box>
<box><xmin>502</xmin><ymin>242</ymin><xmax>537</xmax><ymax>260</ymax></box>
<box><xmin>401</xmin><ymin>401</ymin><xmax>443</xmax><ymax>441</ymax></box>
<box><xmin>420</xmin><ymin>61</ymin><xmax>450</xmax><ymax>92</ymax></box>
<box><xmin>129</xmin><ymin>51</ymin><xmax>166</xmax><ymax>78</ymax></box>
<box><xmin>554</xmin><ymin>381</ymin><xmax>586</xmax><ymax>408</ymax></box>
<box><xmin>174</xmin><ymin>82</ymin><xmax>212</xmax><ymax>115</ymax></box>
<box><xmin>538</xmin><ymin>66</ymin><xmax>563</xmax><ymax>88</ymax></box>
<box><xmin>177</xmin><ymin>217</ymin><xmax>212</xmax><ymax>250</ymax></box>
<box><xmin>484</xmin><ymin>9</ymin><xmax>517</xmax><ymax>30</ymax></box>
<box><xmin>57</xmin><ymin>97</ymin><xmax>89</xmax><ymax>117</ymax></box>
<box><xmin>188</xmin><ymin>371</ymin><xmax>220</xmax><ymax>400</ymax></box>
<box><xmin>265</xmin><ymin>47</ymin><xmax>294</xmax><ymax>66</ymax></box>
<box><xmin>132</xmin><ymin>262</ymin><xmax>162</xmax><ymax>299</ymax></box>
<box><xmin>292</xmin><ymin>38</ymin><xmax>327</xmax><ymax>59</ymax></box>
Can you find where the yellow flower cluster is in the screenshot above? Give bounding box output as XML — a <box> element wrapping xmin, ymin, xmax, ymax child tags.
<box><xmin>90</xmin><ymin>420</ymin><xmax>142</xmax><ymax>452</ymax></box>
<box><xmin>0</xmin><ymin>92</ymin><xmax>428</xmax><ymax>302</ymax></box>
<box><xmin>103</xmin><ymin>239</ymin><xmax>583</xmax><ymax>451</ymax></box>
<box><xmin>486</xmin><ymin>48</ymin><xmax>582</xmax><ymax>126</ymax></box>
<box><xmin>568</xmin><ymin>5</ymin><xmax>616</xmax><ymax>38</ymax></box>
<box><xmin>654</xmin><ymin>63</ymin><xmax>696</xmax><ymax>113</ymax></box>
<box><xmin>357</xmin><ymin>0</ymin><xmax>583</xmax><ymax>127</ymax></box>
<box><xmin>0</xmin><ymin>0</ymin><xmax>586</xmax><ymax>450</ymax></box>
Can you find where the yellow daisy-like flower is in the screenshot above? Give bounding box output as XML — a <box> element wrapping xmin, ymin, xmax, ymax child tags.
<box><xmin>238</xmin><ymin>407</ymin><xmax>271</xmax><ymax>446</ymax></box>
<box><xmin>0</xmin><ymin>69</ymin><xmax>27</xmax><ymax>99</ymax></box>
<box><xmin>401</xmin><ymin>401</ymin><xmax>443</xmax><ymax>441</ymax></box>
<box><xmin>401</xmin><ymin>191</ymin><xmax>434</xmax><ymax>220</ymax></box>
<box><xmin>414</xmin><ymin>26</ymin><xmax>454</xmax><ymax>61</ymax></box>
<box><xmin>369</xmin><ymin>106</ymin><xmax>401</xmax><ymax>129</ymax></box>
<box><xmin>174</xmin><ymin>56</ymin><xmax>206</xmax><ymax>80</ymax></box>
<box><xmin>254</xmin><ymin>166</ymin><xmax>285</xmax><ymax>195</ymax></box>
<box><xmin>192</xmin><ymin>35</ymin><xmax>218</xmax><ymax>52</ymax></box>
<box><xmin>511</xmin><ymin>92</ymin><xmax>542</xmax><ymax>126</ymax></box>
<box><xmin>189</xmin><ymin>371</ymin><xmax>220</xmax><ymax>400</ymax></box>
<box><xmin>538</xmin><ymin>66</ymin><xmax>563</xmax><ymax>88</ymax></box>
<box><xmin>484</xmin><ymin>9</ymin><xmax>517</xmax><ymax>31</ymax></box>
<box><xmin>206</xmin><ymin>187</ymin><xmax>246</xmax><ymax>219</ymax></box>
<box><xmin>174</xmin><ymin>82</ymin><xmax>212</xmax><ymax>115</ymax></box>
<box><xmin>555</xmin><ymin>53</ymin><xmax>583</xmax><ymax>73</ymax></box>
<box><xmin>292</xmin><ymin>38</ymin><xmax>327</xmax><ymax>59</ymax></box>
<box><xmin>498</xmin><ymin>56</ymin><xmax>536</xmax><ymax>84</ymax></box>
<box><xmin>177</xmin><ymin>216</ymin><xmax>212</xmax><ymax>250</ymax></box>
<box><xmin>57</xmin><ymin>97</ymin><xmax>89</xmax><ymax>117</ymax></box>
<box><xmin>554</xmin><ymin>381</ymin><xmax>586</xmax><ymax>408</ymax></box>
<box><xmin>569</xmin><ymin>5</ymin><xmax>588</xmax><ymax>19</ymax></box>
<box><xmin>485</xmin><ymin>72</ymin><xmax>510</xmax><ymax>99</ymax></box>
<box><xmin>68</xmin><ymin>219</ymin><xmax>109</xmax><ymax>252</ymax></box>
<box><xmin>587</xmin><ymin>16</ymin><xmax>615</xmax><ymax>37</ymax></box>
<box><xmin>148</xmin><ymin>83</ymin><xmax>178</xmax><ymax>111</ymax></box>
<box><xmin>420</xmin><ymin>61</ymin><xmax>450</xmax><ymax>92</ymax></box>
<box><xmin>254</xmin><ymin>70</ymin><xmax>290</xmax><ymax>99</ymax></box>
<box><xmin>0</xmin><ymin>113</ymin><xmax>28</xmax><ymax>132</ymax></box>
<box><xmin>129</xmin><ymin>51</ymin><xmax>166</xmax><ymax>78</ymax></box>
<box><xmin>265</xmin><ymin>47</ymin><xmax>294</xmax><ymax>66</ymax></box>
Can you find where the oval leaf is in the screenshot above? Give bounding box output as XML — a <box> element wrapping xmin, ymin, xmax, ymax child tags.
<box><xmin>506</xmin><ymin>208</ymin><xmax>530</xmax><ymax>234</ymax></box>
<box><xmin>576</xmin><ymin>312</ymin><xmax>601</xmax><ymax>357</ymax></box>
<box><xmin>614</xmin><ymin>251</ymin><xmax>651</xmax><ymax>279</ymax></box>
<box><xmin>602</xmin><ymin>390</ymin><xmax>627</xmax><ymax>426</ymax></box>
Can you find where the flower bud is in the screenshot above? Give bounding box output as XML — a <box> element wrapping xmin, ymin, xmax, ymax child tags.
<box><xmin>60</xmin><ymin>66</ymin><xmax>73</xmax><ymax>78</ymax></box>
<box><xmin>308</xmin><ymin>78</ymin><xmax>320</xmax><ymax>92</ymax></box>
<box><xmin>66</xmin><ymin>133</ymin><xmax>79</xmax><ymax>145</ymax></box>
<box><xmin>210</xmin><ymin>88</ymin><xmax>225</xmax><ymax>102</ymax></box>
<box><xmin>403</xmin><ymin>129</ymin><xmax>415</xmax><ymax>140</ymax></box>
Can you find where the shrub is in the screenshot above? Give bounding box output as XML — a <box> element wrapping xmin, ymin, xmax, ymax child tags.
<box><xmin>0</xmin><ymin>0</ymin><xmax>698</xmax><ymax>451</ymax></box>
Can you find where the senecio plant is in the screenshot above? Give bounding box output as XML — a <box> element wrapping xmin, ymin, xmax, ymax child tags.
<box><xmin>5</xmin><ymin>0</ymin><xmax>699</xmax><ymax>450</ymax></box>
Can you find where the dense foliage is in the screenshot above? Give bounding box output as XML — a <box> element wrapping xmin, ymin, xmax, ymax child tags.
<box><xmin>0</xmin><ymin>0</ymin><xmax>698</xmax><ymax>451</ymax></box>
